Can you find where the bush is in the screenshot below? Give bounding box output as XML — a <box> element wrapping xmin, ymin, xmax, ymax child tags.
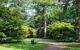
<box><xmin>47</xmin><ymin>21</ymin><xmax>78</xmax><ymax>41</ymax></box>
<box><xmin>0</xmin><ymin>32</ymin><xmax>6</xmax><ymax>42</ymax></box>
<box><xmin>36</xmin><ymin>27</ymin><xmax>44</xmax><ymax>38</ymax></box>
<box><xmin>21</xmin><ymin>25</ymin><xmax>30</xmax><ymax>38</ymax></box>
<box><xmin>21</xmin><ymin>25</ymin><xmax>36</xmax><ymax>38</ymax></box>
<box><xmin>27</xmin><ymin>28</ymin><xmax>37</xmax><ymax>38</ymax></box>
<box><xmin>0</xmin><ymin>32</ymin><xmax>6</xmax><ymax>38</ymax></box>
<box><xmin>0</xmin><ymin>6</ymin><xmax>25</xmax><ymax>42</ymax></box>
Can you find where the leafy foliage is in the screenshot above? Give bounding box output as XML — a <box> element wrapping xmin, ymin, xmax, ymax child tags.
<box><xmin>48</xmin><ymin>21</ymin><xmax>74</xmax><ymax>30</ymax></box>
<box><xmin>21</xmin><ymin>25</ymin><xmax>30</xmax><ymax>38</ymax></box>
<box><xmin>0</xmin><ymin>6</ymin><xmax>25</xmax><ymax>42</ymax></box>
<box><xmin>47</xmin><ymin>22</ymin><xmax>78</xmax><ymax>41</ymax></box>
<box><xmin>0</xmin><ymin>0</ymin><xmax>79</xmax><ymax>42</ymax></box>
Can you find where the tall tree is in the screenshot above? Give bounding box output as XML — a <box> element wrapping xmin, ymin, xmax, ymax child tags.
<box><xmin>75</xmin><ymin>0</ymin><xmax>80</xmax><ymax>41</ymax></box>
<box><xmin>0</xmin><ymin>0</ymin><xmax>32</xmax><ymax>20</ymax></box>
<box><xmin>30</xmin><ymin>0</ymin><xmax>58</xmax><ymax>38</ymax></box>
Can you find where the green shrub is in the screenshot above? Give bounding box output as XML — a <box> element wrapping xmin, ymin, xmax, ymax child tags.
<box><xmin>0</xmin><ymin>32</ymin><xmax>6</xmax><ymax>38</ymax></box>
<box><xmin>0</xmin><ymin>6</ymin><xmax>25</xmax><ymax>42</ymax></box>
<box><xmin>0</xmin><ymin>32</ymin><xmax>6</xmax><ymax>42</ymax></box>
<box><xmin>36</xmin><ymin>27</ymin><xmax>44</xmax><ymax>38</ymax></box>
<box><xmin>21</xmin><ymin>25</ymin><xmax>30</xmax><ymax>38</ymax></box>
<box><xmin>47</xmin><ymin>21</ymin><xmax>78</xmax><ymax>41</ymax></box>
<box><xmin>21</xmin><ymin>25</ymin><xmax>37</xmax><ymax>38</ymax></box>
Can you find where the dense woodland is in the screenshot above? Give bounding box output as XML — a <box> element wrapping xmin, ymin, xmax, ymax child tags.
<box><xmin>0</xmin><ymin>0</ymin><xmax>80</xmax><ymax>42</ymax></box>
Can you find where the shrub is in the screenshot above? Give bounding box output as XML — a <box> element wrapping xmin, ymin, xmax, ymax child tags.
<box><xmin>21</xmin><ymin>25</ymin><xmax>30</xmax><ymax>38</ymax></box>
<box><xmin>28</xmin><ymin>28</ymin><xmax>37</xmax><ymax>38</ymax></box>
<box><xmin>47</xmin><ymin>21</ymin><xmax>78</xmax><ymax>41</ymax></box>
<box><xmin>21</xmin><ymin>25</ymin><xmax>37</xmax><ymax>38</ymax></box>
<box><xmin>0</xmin><ymin>32</ymin><xmax>6</xmax><ymax>42</ymax></box>
<box><xmin>36</xmin><ymin>27</ymin><xmax>44</xmax><ymax>38</ymax></box>
<box><xmin>0</xmin><ymin>32</ymin><xmax>6</xmax><ymax>38</ymax></box>
<box><xmin>0</xmin><ymin>6</ymin><xmax>25</xmax><ymax>42</ymax></box>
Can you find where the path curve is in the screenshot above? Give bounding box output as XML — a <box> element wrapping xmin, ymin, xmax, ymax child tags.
<box><xmin>43</xmin><ymin>44</ymin><xmax>65</xmax><ymax>50</ymax></box>
<box><xmin>39</xmin><ymin>39</ymin><xmax>65</xmax><ymax>50</ymax></box>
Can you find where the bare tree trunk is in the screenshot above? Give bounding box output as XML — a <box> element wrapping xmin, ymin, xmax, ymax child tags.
<box><xmin>44</xmin><ymin>16</ymin><xmax>47</xmax><ymax>39</ymax></box>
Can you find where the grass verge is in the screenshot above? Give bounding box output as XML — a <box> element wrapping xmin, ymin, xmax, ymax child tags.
<box><xmin>64</xmin><ymin>47</ymin><xmax>80</xmax><ymax>50</ymax></box>
<box><xmin>0</xmin><ymin>40</ymin><xmax>45</xmax><ymax>50</ymax></box>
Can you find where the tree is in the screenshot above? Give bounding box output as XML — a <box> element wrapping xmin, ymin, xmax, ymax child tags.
<box><xmin>27</xmin><ymin>0</ymin><xmax>60</xmax><ymax>38</ymax></box>
<box><xmin>0</xmin><ymin>0</ymin><xmax>32</xmax><ymax>20</ymax></box>
<box><xmin>58</xmin><ymin>0</ymin><xmax>80</xmax><ymax>41</ymax></box>
<box><xmin>75</xmin><ymin>0</ymin><xmax>80</xmax><ymax>41</ymax></box>
<box><xmin>0</xmin><ymin>6</ymin><xmax>25</xmax><ymax>42</ymax></box>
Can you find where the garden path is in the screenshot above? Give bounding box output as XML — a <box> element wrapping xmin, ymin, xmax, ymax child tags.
<box><xmin>43</xmin><ymin>43</ymin><xmax>65</xmax><ymax>50</ymax></box>
<box><xmin>38</xmin><ymin>39</ymin><xmax>65</xmax><ymax>50</ymax></box>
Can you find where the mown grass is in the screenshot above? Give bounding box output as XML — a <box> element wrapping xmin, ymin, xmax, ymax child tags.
<box><xmin>0</xmin><ymin>40</ymin><xmax>45</xmax><ymax>50</ymax></box>
<box><xmin>64</xmin><ymin>43</ymin><xmax>80</xmax><ymax>50</ymax></box>
<box><xmin>64</xmin><ymin>47</ymin><xmax>80</xmax><ymax>50</ymax></box>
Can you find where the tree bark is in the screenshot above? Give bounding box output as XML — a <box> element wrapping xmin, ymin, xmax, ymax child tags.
<box><xmin>44</xmin><ymin>16</ymin><xmax>47</xmax><ymax>39</ymax></box>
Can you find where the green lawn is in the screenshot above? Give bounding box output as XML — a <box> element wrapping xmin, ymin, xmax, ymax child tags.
<box><xmin>0</xmin><ymin>40</ymin><xmax>45</xmax><ymax>50</ymax></box>
<box><xmin>64</xmin><ymin>47</ymin><xmax>80</xmax><ymax>50</ymax></box>
<box><xmin>64</xmin><ymin>42</ymin><xmax>80</xmax><ymax>50</ymax></box>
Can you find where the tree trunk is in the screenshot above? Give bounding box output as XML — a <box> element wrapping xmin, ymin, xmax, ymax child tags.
<box><xmin>76</xmin><ymin>0</ymin><xmax>80</xmax><ymax>41</ymax></box>
<box><xmin>44</xmin><ymin>16</ymin><xmax>47</xmax><ymax>39</ymax></box>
